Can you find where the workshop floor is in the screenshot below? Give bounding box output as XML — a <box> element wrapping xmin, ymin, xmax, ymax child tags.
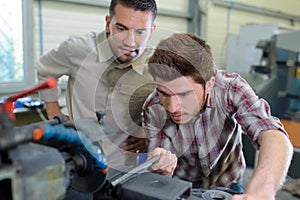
<box><xmin>243</xmin><ymin>167</ymin><xmax>300</xmax><ymax>200</ymax></box>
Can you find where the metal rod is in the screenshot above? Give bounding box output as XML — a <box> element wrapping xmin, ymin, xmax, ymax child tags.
<box><xmin>111</xmin><ymin>155</ymin><xmax>160</xmax><ymax>187</ymax></box>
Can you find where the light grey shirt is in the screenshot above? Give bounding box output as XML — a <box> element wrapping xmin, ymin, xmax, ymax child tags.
<box><xmin>35</xmin><ymin>32</ymin><xmax>154</xmax><ymax>131</ymax></box>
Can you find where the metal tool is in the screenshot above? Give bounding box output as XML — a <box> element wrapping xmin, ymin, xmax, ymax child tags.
<box><xmin>202</xmin><ymin>190</ymin><xmax>232</xmax><ymax>200</ymax></box>
<box><xmin>111</xmin><ymin>155</ymin><xmax>160</xmax><ymax>186</ymax></box>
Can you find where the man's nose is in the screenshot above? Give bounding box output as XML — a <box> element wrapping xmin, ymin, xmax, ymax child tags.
<box><xmin>166</xmin><ymin>96</ymin><xmax>180</xmax><ymax>113</ymax></box>
<box><xmin>123</xmin><ymin>30</ymin><xmax>136</xmax><ymax>47</ymax></box>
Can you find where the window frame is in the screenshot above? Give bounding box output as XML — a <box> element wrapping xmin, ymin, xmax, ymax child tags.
<box><xmin>0</xmin><ymin>0</ymin><xmax>35</xmax><ymax>94</ymax></box>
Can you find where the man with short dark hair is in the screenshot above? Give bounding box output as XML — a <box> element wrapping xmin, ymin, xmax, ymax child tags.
<box><xmin>36</xmin><ymin>0</ymin><xmax>157</xmax><ymax>154</ymax></box>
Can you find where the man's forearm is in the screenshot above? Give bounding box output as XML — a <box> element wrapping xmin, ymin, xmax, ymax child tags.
<box><xmin>45</xmin><ymin>101</ymin><xmax>62</xmax><ymax>119</ymax></box>
<box><xmin>246</xmin><ymin>130</ymin><xmax>293</xmax><ymax>196</ymax></box>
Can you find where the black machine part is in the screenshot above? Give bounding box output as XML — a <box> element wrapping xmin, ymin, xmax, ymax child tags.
<box><xmin>116</xmin><ymin>172</ymin><xmax>192</xmax><ymax>200</ymax></box>
<box><xmin>64</xmin><ymin>152</ymin><xmax>107</xmax><ymax>193</ymax></box>
<box><xmin>96</xmin><ymin>170</ymin><xmax>233</xmax><ymax>200</ymax></box>
<box><xmin>94</xmin><ymin>158</ymin><xmax>234</xmax><ymax>200</ymax></box>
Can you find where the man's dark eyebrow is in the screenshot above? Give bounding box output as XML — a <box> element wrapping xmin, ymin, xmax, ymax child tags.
<box><xmin>156</xmin><ymin>87</ymin><xmax>193</xmax><ymax>96</ymax></box>
<box><xmin>156</xmin><ymin>87</ymin><xmax>168</xmax><ymax>95</ymax></box>
<box><xmin>115</xmin><ymin>22</ymin><xmax>149</xmax><ymax>31</ymax></box>
<box><xmin>115</xmin><ymin>22</ymin><xmax>128</xmax><ymax>30</ymax></box>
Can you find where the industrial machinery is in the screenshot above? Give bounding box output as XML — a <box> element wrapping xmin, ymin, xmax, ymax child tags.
<box><xmin>0</xmin><ymin>78</ymin><xmax>236</xmax><ymax>200</ymax></box>
<box><xmin>233</xmin><ymin>28</ymin><xmax>300</xmax><ymax>121</ymax></box>
<box><xmin>276</xmin><ymin>30</ymin><xmax>300</xmax><ymax>113</ymax></box>
<box><xmin>0</xmin><ymin>77</ymin><xmax>109</xmax><ymax>200</ymax></box>
<box><xmin>243</xmin><ymin>29</ymin><xmax>300</xmax><ymax>178</ymax></box>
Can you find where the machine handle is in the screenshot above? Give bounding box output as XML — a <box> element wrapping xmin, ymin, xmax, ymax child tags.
<box><xmin>6</xmin><ymin>77</ymin><xmax>57</xmax><ymax>103</ymax></box>
<box><xmin>4</xmin><ymin>77</ymin><xmax>57</xmax><ymax>120</ymax></box>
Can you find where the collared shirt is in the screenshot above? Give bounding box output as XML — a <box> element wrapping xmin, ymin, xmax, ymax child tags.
<box><xmin>142</xmin><ymin>70</ymin><xmax>286</xmax><ymax>188</ymax></box>
<box><xmin>35</xmin><ymin>31</ymin><xmax>154</xmax><ymax>126</ymax></box>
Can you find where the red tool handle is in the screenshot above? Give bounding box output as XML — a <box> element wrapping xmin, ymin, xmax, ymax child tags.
<box><xmin>4</xmin><ymin>77</ymin><xmax>57</xmax><ymax>120</ymax></box>
<box><xmin>6</xmin><ymin>77</ymin><xmax>57</xmax><ymax>103</ymax></box>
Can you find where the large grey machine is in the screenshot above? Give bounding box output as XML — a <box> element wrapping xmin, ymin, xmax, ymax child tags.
<box><xmin>243</xmin><ymin>30</ymin><xmax>300</xmax><ymax>179</ymax></box>
<box><xmin>247</xmin><ymin>29</ymin><xmax>300</xmax><ymax>118</ymax></box>
<box><xmin>276</xmin><ymin>30</ymin><xmax>300</xmax><ymax>115</ymax></box>
<box><xmin>0</xmin><ymin>78</ymin><xmax>237</xmax><ymax>200</ymax></box>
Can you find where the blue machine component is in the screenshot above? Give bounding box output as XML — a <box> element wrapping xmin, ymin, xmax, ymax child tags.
<box><xmin>290</xmin><ymin>73</ymin><xmax>300</xmax><ymax>111</ymax></box>
<box><xmin>42</xmin><ymin>123</ymin><xmax>108</xmax><ymax>171</ymax></box>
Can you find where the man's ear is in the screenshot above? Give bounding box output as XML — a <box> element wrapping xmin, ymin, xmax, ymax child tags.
<box><xmin>149</xmin><ymin>23</ymin><xmax>157</xmax><ymax>40</ymax></box>
<box><xmin>205</xmin><ymin>76</ymin><xmax>215</xmax><ymax>94</ymax></box>
<box><xmin>105</xmin><ymin>15</ymin><xmax>111</xmax><ymax>35</ymax></box>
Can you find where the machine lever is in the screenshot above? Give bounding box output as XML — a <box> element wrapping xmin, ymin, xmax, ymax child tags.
<box><xmin>3</xmin><ymin>77</ymin><xmax>57</xmax><ymax>120</ymax></box>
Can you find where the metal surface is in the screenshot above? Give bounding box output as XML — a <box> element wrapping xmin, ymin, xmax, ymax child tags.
<box><xmin>69</xmin><ymin>162</ymin><xmax>107</xmax><ymax>193</ymax></box>
<box><xmin>277</xmin><ymin>30</ymin><xmax>300</xmax><ymax>52</ymax></box>
<box><xmin>116</xmin><ymin>172</ymin><xmax>192</xmax><ymax>200</ymax></box>
<box><xmin>202</xmin><ymin>190</ymin><xmax>232</xmax><ymax>200</ymax></box>
<box><xmin>36</xmin><ymin>122</ymin><xmax>109</xmax><ymax>193</ymax></box>
<box><xmin>8</xmin><ymin>143</ymin><xmax>67</xmax><ymax>200</ymax></box>
<box><xmin>111</xmin><ymin>155</ymin><xmax>160</xmax><ymax>187</ymax></box>
<box><xmin>191</xmin><ymin>188</ymin><xmax>234</xmax><ymax>200</ymax></box>
<box><xmin>66</xmin><ymin>150</ymin><xmax>107</xmax><ymax>193</ymax></box>
<box><xmin>0</xmin><ymin>79</ymin><xmax>108</xmax><ymax>199</ymax></box>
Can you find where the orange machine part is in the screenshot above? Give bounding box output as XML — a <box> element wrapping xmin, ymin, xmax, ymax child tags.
<box><xmin>281</xmin><ymin>119</ymin><xmax>300</xmax><ymax>148</ymax></box>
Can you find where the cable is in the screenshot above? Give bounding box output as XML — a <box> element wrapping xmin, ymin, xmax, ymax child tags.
<box><xmin>36</xmin><ymin>107</ymin><xmax>48</xmax><ymax>121</ymax></box>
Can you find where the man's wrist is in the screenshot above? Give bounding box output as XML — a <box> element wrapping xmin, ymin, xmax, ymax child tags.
<box><xmin>246</xmin><ymin>183</ymin><xmax>276</xmax><ymax>199</ymax></box>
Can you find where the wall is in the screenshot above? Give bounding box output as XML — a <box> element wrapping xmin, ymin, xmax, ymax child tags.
<box><xmin>32</xmin><ymin>0</ymin><xmax>300</xmax><ymax>72</ymax></box>
<box><xmin>205</xmin><ymin>0</ymin><xmax>300</xmax><ymax>69</ymax></box>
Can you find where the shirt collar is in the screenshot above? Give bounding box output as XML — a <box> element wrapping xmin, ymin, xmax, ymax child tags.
<box><xmin>192</xmin><ymin>93</ymin><xmax>215</xmax><ymax>121</ymax></box>
<box><xmin>97</xmin><ymin>31</ymin><xmax>114</xmax><ymax>62</ymax></box>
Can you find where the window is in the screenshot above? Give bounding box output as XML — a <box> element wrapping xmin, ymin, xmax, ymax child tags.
<box><xmin>0</xmin><ymin>0</ymin><xmax>34</xmax><ymax>94</ymax></box>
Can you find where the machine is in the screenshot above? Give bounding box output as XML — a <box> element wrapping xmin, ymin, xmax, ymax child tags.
<box><xmin>238</xmin><ymin>29</ymin><xmax>300</xmax><ymax>119</ymax></box>
<box><xmin>276</xmin><ymin>30</ymin><xmax>300</xmax><ymax>113</ymax></box>
<box><xmin>0</xmin><ymin>77</ymin><xmax>109</xmax><ymax>199</ymax></box>
<box><xmin>243</xmin><ymin>29</ymin><xmax>300</xmax><ymax>178</ymax></box>
<box><xmin>0</xmin><ymin>78</ymin><xmax>236</xmax><ymax>200</ymax></box>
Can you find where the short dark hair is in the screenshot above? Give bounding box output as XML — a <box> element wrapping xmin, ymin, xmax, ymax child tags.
<box><xmin>109</xmin><ymin>0</ymin><xmax>157</xmax><ymax>24</ymax></box>
<box><xmin>148</xmin><ymin>33</ymin><xmax>215</xmax><ymax>85</ymax></box>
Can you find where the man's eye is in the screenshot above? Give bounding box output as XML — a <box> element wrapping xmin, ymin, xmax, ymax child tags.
<box><xmin>181</xmin><ymin>92</ymin><xmax>190</xmax><ymax>96</ymax></box>
<box><xmin>116</xmin><ymin>26</ymin><xmax>125</xmax><ymax>31</ymax></box>
<box><xmin>178</xmin><ymin>92</ymin><xmax>193</xmax><ymax>98</ymax></box>
<box><xmin>136</xmin><ymin>29</ymin><xmax>146</xmax><ymax>35</ymax></box>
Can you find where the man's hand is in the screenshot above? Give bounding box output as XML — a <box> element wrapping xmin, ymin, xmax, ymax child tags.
<box><xmin>45</xmin><ymin>101</ymin><xmax>63</xmax><ymax>119</ymax></box>
<box><xmin>231</xmin><ymin>185</ymin><xmax>275</xmax><ymax>200</ymax></box>
<box><xmin>45</xmin><ymin>101</ymin><xmax>70</xmax><ymax>120</ymax></box>
<box><xmin>148</xmin><ymin>147</ymin><xmax>177</xmax><ymax>176</ymax></box>
<box><xmin>231</xmin><ymin>130</ymin><xmax>293</xmax><ymax>200</ymax></box>
<box><xmin>121</xmin><ymin>136</ymin><xmax>147</xmax><ymax>153</ymax></box>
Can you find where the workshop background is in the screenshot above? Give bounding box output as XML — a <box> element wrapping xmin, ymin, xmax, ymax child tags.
<box><xmin>1</xmin><ymin>0</ymin><xmax>300</xmax><ymax>199</ymax></box>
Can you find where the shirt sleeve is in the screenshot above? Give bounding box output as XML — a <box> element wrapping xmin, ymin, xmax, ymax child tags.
<box><xmin>227</xmin><ymin>74</ymin><xmax>287</xmax><ymax>149</ymax></box>
<box><xmin>35</xmin><ymin>37</ymin><xmax>75</xmax><ymax>102</ymax></box>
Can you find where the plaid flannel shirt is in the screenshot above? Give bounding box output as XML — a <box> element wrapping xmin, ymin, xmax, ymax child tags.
<box><xmin>142</xmin><ymin>70</ymin><xmax>286</xmax><ymax>189</ymax></box>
